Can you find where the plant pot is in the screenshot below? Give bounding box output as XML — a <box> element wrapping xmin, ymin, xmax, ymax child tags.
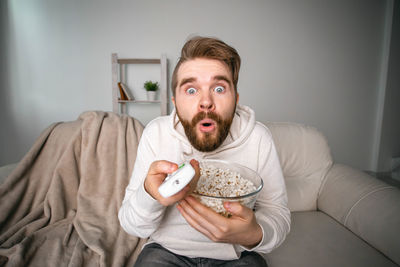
<box><xmin>147</xmin><ymin>91</ymin><xmax>157</xmax><ymax>101</ymax></box>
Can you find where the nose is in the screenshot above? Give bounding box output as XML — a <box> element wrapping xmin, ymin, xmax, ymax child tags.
<box><xmin>199</xmin><ymin>92</ymin><xmax>215</xmax><ymax>112</ymax></box>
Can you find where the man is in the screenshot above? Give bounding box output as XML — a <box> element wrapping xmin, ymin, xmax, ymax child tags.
<box><xmin>119</xmin><ymin>36</ymin><xmax>290</xmax><ymax>266</ymax></box>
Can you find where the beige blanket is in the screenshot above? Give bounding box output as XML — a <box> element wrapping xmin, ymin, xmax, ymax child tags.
<box><xmin>0</xmin><ymin>111</ymin><xmax>147</xmax><ymax>266</ymax></box>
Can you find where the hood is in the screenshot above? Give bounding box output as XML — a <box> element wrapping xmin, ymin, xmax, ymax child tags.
<box><xmin>168</xmin><ymin>104</ymin><xmax>256</xmax><ymax>160</ymax></box>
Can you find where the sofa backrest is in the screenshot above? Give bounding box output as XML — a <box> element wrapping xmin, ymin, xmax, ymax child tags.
<box><xmin>266</xmin><ymin>122</ymin><xmax>333</xmax><ymax>211</ymax></box>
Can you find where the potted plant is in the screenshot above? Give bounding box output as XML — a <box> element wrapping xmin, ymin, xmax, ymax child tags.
<box><xmin>144</xmin><ymin>80</ymin><xmax>159</xmax><ymax>101</ymax></box>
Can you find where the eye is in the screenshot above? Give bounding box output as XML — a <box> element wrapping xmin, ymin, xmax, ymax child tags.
<box><xmin>214</xmin><ymin>86</ymin><xmax>225</xmax><ymax>93</ymax></box>
<box><xmin>186</xmin><ymin>87</ymin><xmax>197</xmax><ymax>95</ymax></box>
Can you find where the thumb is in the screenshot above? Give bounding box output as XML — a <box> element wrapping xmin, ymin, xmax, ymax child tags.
<box><xmin>149</xmin><ymin>160</ymin><xmax>178</xmax><ymax>176</ymax></box>
<box><xmin>224</xmin><ymin>201</ymin><xmax>252</xmax><ymax>218</ymax></box>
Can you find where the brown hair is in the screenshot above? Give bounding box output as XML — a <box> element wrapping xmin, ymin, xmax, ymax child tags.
<box><xmin>171</xmin><ymin>36</ymin><xmax>241</xmax><ymax>97</ymax></box>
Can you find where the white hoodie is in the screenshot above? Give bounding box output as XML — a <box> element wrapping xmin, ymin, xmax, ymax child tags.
<box><xmin>118</xmin><ymin>104</ymin><xmax>290</xmax><ymax>260</ymax></box>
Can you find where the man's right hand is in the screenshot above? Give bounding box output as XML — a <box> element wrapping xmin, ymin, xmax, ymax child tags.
<box><xmin>144</xmin><ymin>159</ymin><xmax>200</xmax><ymax>206</ymax></box>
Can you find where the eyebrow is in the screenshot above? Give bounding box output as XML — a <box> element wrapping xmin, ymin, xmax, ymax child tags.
<box><xmin>179</xmin><ymin>77</ymin><xmax>197</xmax><ymax>88</ymax></box>
<box><xmin>213</xmin><ymin>75</ymin><xmax>233</xmax><ymax>86</ymax></box>
<box><xmin>178</xmin><ymin>75</ymin><xmax>233</xmax><ymax>88</ymax></box>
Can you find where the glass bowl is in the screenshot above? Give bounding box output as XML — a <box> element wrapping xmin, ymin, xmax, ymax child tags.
<box><xmin>192</xmin><ymin>159</ymin><xmax>263</xmax><ymax>217</ymax></box>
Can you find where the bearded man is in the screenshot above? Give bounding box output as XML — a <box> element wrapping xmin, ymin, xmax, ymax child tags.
<box><xmin>119</xmin><ymin>36</ymin><xmax>290</xmax><ymax>267</ymax></box>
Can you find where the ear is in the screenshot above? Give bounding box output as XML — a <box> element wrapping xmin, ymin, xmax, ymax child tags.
<box><xmin>236</xmin><ymin>93</ymin><xmax>239</xmax><ymax>104</ymax></box>
<box><xmin>172</xmin><ymin>96</ymin><xmax>176</xmax><ymax>107</ymax></box>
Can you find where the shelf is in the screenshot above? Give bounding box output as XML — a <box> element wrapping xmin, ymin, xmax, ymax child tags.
<box><xmin>112</xmin><ymin>53</ymin><xmax>168</xmax><ymax>116</ymax></box>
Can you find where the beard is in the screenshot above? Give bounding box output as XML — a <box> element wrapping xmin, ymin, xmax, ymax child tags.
<box><xmin>177</xmin><ymin>108</ymin><xmax>236</xmax><ymax>152</ymax></box>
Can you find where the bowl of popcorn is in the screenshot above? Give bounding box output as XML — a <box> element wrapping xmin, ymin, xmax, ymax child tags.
<box><xmin>192</xmin><ymin>160</ymin><xmax>263</xmax><ymax>217</ymax></box>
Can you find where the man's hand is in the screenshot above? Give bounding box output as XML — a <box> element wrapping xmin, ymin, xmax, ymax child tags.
<box><xmin>177</xmin><ymin>196</ymin><xmax>263</xmax><ymax>248</ymax></box>
<box><xmin>144</xmin><ymin>159</ymin><xmax>200</xmax><ymax>206</ymax></box>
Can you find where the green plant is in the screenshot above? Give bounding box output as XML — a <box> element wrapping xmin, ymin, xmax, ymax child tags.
<box><xmin>144</xmin><ymin>81</ymin><xmax>159</xmax><ymax>91</ymax></box>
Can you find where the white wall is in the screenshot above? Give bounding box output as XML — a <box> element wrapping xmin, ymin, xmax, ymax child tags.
<box><xmin>0</xmin><ymin>0</ymin><xmax>394</xmax><ymax>172</ymax></box>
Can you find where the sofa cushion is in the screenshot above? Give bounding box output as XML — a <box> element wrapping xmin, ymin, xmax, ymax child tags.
<box><xmin>318</xmin><ymin>164</ymin><xmax>400</xmax><ymax>265</ymax></box>
<box><xmin>265</xmin><ymin>211</ymin><xmax>397</xmax><ymax>267</ymax></box>
<box><xmin>266</xmin><ymin>122</ymin><xmax>333</xmax><ymax>211</ymax></box>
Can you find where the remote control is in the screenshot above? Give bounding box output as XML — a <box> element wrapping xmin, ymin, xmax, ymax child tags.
<box><xmin>158</xmin><ymin>162</ymin><xmax>195</xmax><ymax>198</ymax></box>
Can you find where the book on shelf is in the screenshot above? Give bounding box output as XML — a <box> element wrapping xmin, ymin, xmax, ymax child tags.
<box><xmin>118</xmin><ymin>82</ymin><xmax>134</xmax><ymax>101</ymax></box>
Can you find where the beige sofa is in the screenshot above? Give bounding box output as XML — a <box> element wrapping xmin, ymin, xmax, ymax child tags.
<box><xmin>0</xmin><ymin>121</ymin><xmax>399</xmax><ymax>266</ymax></box>
<box><xmin>264</xmin><ymin>122</ymin><xmax>400</xmax><ymax>267</ymax></box>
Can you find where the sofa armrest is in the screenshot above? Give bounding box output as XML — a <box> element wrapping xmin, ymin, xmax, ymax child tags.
<box><xmin>318</xmin><ymin>163</ymin><xmax>400</xmax><ymax>265</ymax></box>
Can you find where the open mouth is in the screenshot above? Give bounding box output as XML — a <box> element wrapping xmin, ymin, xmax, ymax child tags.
<box><xmin>198</xmin><ymin>119</ymin><xmax>216</xmax><ymax>133</ymax></box>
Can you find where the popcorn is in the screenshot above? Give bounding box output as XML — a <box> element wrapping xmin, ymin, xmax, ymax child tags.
<box><xmin>193</xmin><ymin>164</ymin><xmax>257</xmax><ymax>216</ymax></box>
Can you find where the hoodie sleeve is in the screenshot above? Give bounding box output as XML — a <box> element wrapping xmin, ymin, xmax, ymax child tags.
<box><xmin>118</xmin><ymin>126</ymin><xmax>167</xmax><ymax>238</ymax></box>
<box><xmin>240</xmin><ymin>123</ymin><xmax>291</xmax><ymax>254</ymax></box>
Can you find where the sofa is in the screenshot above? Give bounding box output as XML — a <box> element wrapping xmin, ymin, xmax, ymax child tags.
<box><xmin>0</xmin><ymin>117</ymin><xmax>399</xmax><ymax>266</ymax></box>
<box><xmin>264</xmin><ymin>122</ymin><xmax>400</xmax><ymax>267</ymax></box>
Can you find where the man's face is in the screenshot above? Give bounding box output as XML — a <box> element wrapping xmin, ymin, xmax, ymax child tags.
<box><xmin>172</xmin><ymin>58</ymin><xmax>239</xmax><ymax>152</ymax></box>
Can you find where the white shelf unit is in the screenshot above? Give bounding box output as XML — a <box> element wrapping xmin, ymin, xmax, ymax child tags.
<box><xmin>111</xmin><ymin>53</ymin><xmax>168</xmax><ymax>115</ymax></box>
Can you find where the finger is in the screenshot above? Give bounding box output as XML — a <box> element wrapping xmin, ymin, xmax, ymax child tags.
<box><xmin>187</xmin><ymin>159</ymin><xmax>200</xmax><ymax>193</ymax></box>
<box><xmin>145</xmin><ymin>160</ymin><xmax>177</xmax><ymax>194</ymax></box>
<box><xmin>178</xmin><ymin>198</ymin><xmax>221</xmax><ymax>237</ymax></box>
<box><xmin>183</xmin><ymin>196</ymin><xmax>232</xmax><ymax>236</ymax></box>
<box><xmin>224</xmin><ymin>202</ymin><xmax>253</xmax><ymax>220</ymax></box>
<box><xmin>148</xmin><ymin>160</ymin><xmax>178</xmax><ymax>176</ymax></box>
<box><xmin>185</xmin><ymin>196</ymin><xmax>229</xmax><ymax>226</ymax></box>
<box><xmin>189</xmin><ymin>159</ymin><xmax>200</xmax><ymax>176</ymax></box>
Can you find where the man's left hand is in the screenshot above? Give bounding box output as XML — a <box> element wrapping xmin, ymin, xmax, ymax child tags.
<box><xmin>176</xmin><ymin>195</ymin><xmax>262</xmax><ymax>248</ymax></box>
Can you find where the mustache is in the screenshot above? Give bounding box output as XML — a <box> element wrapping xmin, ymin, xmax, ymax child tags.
<box><xmin>191</xmin><ymin>111</ymin><xmax>222</xmax><ymax>126</ymax></box>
